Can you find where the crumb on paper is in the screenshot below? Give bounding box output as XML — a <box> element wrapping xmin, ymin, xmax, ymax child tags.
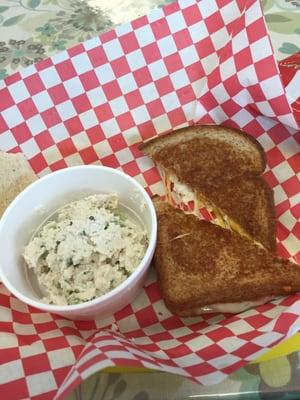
<box><xmin>111</xmin><ymin>322</ymin><xmax>119</xmax><ymax>333</ymax></box>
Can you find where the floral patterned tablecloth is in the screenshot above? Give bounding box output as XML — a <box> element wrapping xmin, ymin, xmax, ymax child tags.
<box><xmin>0</xmin><ymin>1</ymin><xmax>300</xmax><ymax>399</ymax></box>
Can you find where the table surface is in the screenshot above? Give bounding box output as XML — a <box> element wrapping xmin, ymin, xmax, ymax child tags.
<box><xmin>0</xmin><ymin>1</ymin><xmax>300</xmax><ymax>399</ymax></box>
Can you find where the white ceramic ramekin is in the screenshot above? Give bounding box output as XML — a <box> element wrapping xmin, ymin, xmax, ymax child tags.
<box><xmin>0</xmin><ymin>166</ymin><xmax>157</xmax><ymax>320</ymax></box>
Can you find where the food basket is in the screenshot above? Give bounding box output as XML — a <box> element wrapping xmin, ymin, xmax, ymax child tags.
<box><xmin>0</xmin><ymin>0</ymin><xmax>299</xmax><ymax>398</ymax></box>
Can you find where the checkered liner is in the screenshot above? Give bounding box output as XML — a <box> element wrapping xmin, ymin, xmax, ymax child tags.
<box><xmin>0</xmin><ymin>0</ymin><xmax>299</xmax><ymax>398</ymax></box>
<box><xmin>278</xmin><ymin>52</ymin><xmax>300</xmax><ymax>125</ymax></box>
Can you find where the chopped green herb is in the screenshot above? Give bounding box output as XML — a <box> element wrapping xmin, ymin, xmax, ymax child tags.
<box><xmin>118</xmin><ymin>266</ymin><xmax>130</xmax><ymax>277</ymax></box>
<box><xmin>105</xmin><ymin>257</ymin><xmax>112</xmax><ymax>264</ymax></box>
<box><xmin>73</xmin><ymin>263</ymin><xmax>80</xmax><ymax>268</ymax></box>
<box><xmin>41</xmin><ymin>265</ymin><xmax>50</xmax><ymax>273</ymax></box>
<box><xmin>80</xmin><ymin>230</ymin><xmax>87</xmax><ymax>236</ymax></box>
<box><xmin>69</xmin><ymin>221</ymin><xmax>73</xmax><ymax>226</ymax></box>
<box><xmin>55</xmin><ymin>241</ymin><xmax>61</xmax><ymax>253</ymax></box>
<box><xmin>89</xmin><ymin>216</ymin><xmax>95</xmax><ymax>221</ymax></box>
<box><xmin>110</xmin><ymin>279</ymin><xmax>115</xmax><ymax>289</ymax></box>
<box><xmin>66</xmin><ymin>258</ymin><xmax>73</xmax><ymax>267</ymax></box>
<box><xmin>40</xmin><ymin>250</ymin><xmax>49</xmax><ymax>260</ymax></box>
<box><xmin>104</xmin><ymin>223</ymin><xmax>109</xmax><ymax>230</ymax></box>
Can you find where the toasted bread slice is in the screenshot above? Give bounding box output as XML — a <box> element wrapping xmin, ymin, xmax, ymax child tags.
<box><xmin>194</xmin><ymin>177</ymin><xmax>276</xmax><ymax>250</ymax></box>
<box><xmin>0</xmin><ymin>151</ymin><xmax>37</xmax><ymax>217</ymax></box>
<box><xmin>140</xmin><ymin>125</ymin><xmax>266</xmax><ymax>180</ymax></box>
<box><xmin>153</xmin><ymin>198</ymin><xmax>299</xmax><ymax>316</ymax></box>
<box><xmin>140</xmin><ymin>125</ymin><xmax>276</xmax><ymax>251</ymax></box>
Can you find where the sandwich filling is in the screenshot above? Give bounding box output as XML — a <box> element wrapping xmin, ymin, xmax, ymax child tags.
<box><xmin>180</xmin><ymin>297</ymin><xmax>274</xmax><ymax>315</ymax></box>
<box><xmin>160</xmin><ymin>167</ymin><xmax>262</xmax><ymax>246</ymax></box>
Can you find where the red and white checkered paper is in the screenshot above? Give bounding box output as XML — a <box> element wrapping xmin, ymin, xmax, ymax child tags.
<box><xmin>0</xmin><ymin>0</ymin><xmax>300</xmax><ymax>398</ymax></box>
<box><xmin>279</xmin><ymin>52</ymin><xmax>300</xmax><ymax>125</ymax></box>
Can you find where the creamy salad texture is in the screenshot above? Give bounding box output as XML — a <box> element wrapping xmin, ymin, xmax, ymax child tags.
<box><xmin>23</xmin><ymin>193</ymin><xmax>148</xmax><ymax>305</ymax></box>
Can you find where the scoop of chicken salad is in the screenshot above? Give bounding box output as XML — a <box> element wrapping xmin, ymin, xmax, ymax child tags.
<box><xmin>23</xmin><ymin>193</ymin><xmax>148</xmax><ymax>305</ymax></box>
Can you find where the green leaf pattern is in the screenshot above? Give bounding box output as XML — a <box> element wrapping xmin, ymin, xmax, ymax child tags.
<box><xmin>0</xmin><ymin>68</ymin><xmax>8</xmax><ymax>79</ymax></box>
<box><xmin>0</xmin><ymin>6</ymin><xmax>9</xmax><ymax>13</ymax></box>
<box><xmin>66</xmin><ymin>353</ymin><xmax>300</xmax><ymax>400</ymax></box>
<box><xmin>265</xmin><ymin>14</ymin><xmax>291</xmax><ymax>22</ymax></box>
<box><xmin>264</xmin><ymin>2</ymin><xmax>300</xmax><ymax>57</ymax></box>
<box><xmin>0</xmin><ymin>0</ymin><xmax>299</xmax><ymax>75</ymax></box>
<box><xmin>279</xmin><ymin>42</ymin><xmax>300</xmax><ymax>54</ymax></box>
<box><xmin>26</xmin><ymin>0</ymin><xmax>41</xmax><ymax>8</ymax></box>
<box><xmin>3</xmin><ymin>13</ymin><xmax>26</xmax><ymax>26</ymax></box>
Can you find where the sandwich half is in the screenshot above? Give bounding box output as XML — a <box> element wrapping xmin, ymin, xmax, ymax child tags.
<box><xmin>154</xmin><ymin>198</ymin><xmax>299</xmax><ymax>316</ymax></box>
<box><xmin>140</xmin><ymin>125</ymin><xmax>276</xmax><ymax>251</ymax></box>
<box><xmin>0</xmin><ymin>151</ymin><xmax>37</xmax><ymax>217</ymax></box>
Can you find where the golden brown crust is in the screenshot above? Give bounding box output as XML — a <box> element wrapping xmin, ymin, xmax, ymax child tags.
<box><xmin>154</xmin><ymin>200</ymin><xmax>299</xmax><ymax>315</ymax></box>
<box><xmin>141</xmin><ymin>125</ymin><xmax>275</xmax><ymax>250</ymax></box>
<box><xmin>140</xmin><ymin>124</ymin><xmax>266</xmax><ymax>174</ymax></box>
<box><xmin>195</xmin><ymin>177</ymin><xmax>276</xmax><ymax>251</ymax></box>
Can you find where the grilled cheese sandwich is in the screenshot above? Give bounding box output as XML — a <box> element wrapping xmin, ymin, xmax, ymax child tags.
<box><xmin>164</xmin><ymin>171</ymin><xmax>261</xmax><ymax>243</ymax></box>
<box><xmin>140</xmin><ymin>125</ymin><xmax>276</xmax><ymax>251</ymax></box>
<box><xmin>153</xmin><ymin>198</ymin><xmax>299</xmax><ymax>317</ymax></box>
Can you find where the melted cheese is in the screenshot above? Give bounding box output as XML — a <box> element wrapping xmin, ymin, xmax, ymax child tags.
<box><xmin>163</xmin><ymin>173</ymin><xmax>260</xmax><ymax>244</ymax></box>
<box><xmin>158</xmin><ymin>172</ymin><xmax>270</xmax><ymax>315</ymax></box>
<box><xmin>190</xmin><ymin>297</ymin><xmax>274</xmax><ymax>314</ymax></box>
<box><xmin>223</xmin><ymin>215</ymin><xmax>248</xmax><ymax>237</ymax></box>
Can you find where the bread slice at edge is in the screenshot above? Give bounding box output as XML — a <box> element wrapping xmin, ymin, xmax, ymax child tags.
<box><xmin>0</xmin><ymin>151</ymin><xmax>37</xmax><ymax>217</ymax></box>
<box><xmin>140</xmin><ymin>124</ymin><xmax>266</xmax><ymax>175</ymax></box>
<box><xmin>153</xmin><ymin>198</ymin><xmax>299</xmax><ymax>316</ymax></box>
